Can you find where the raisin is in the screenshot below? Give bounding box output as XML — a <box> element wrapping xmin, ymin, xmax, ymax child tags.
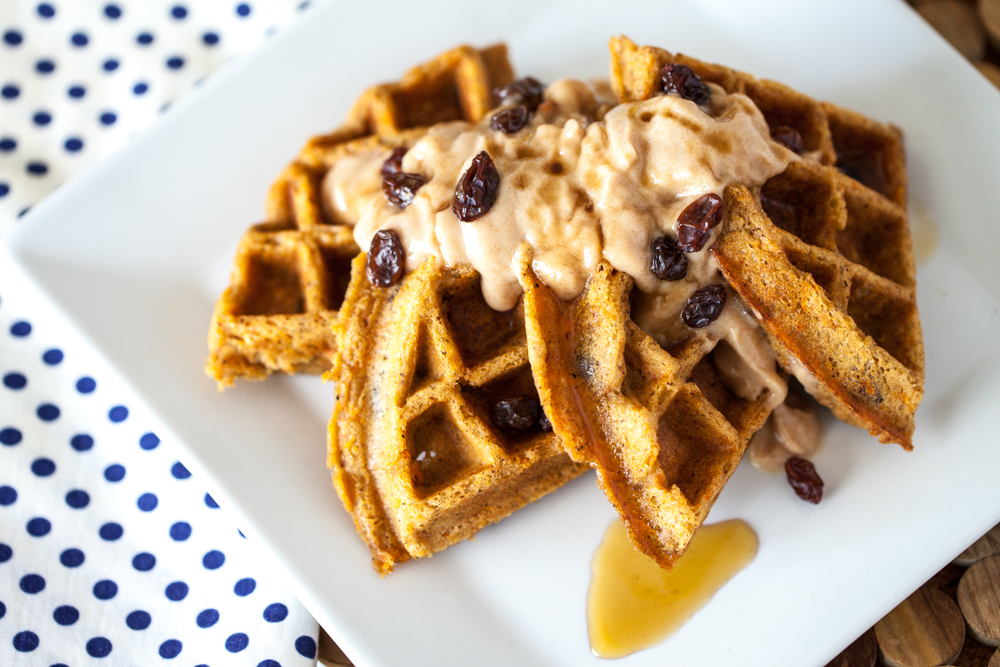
<box><xmin>682</xmin><ymin>285</ymin><xmax>726</xmax><ymax>328</ymax></box>
<box><xmin>491</xmin><ymin>104</ymin><xmax>530</xmax><ymax>134</ymax></box>
<box><xmin>382</xmin><ymin>172</ymin><xmax>425</xmax><ymax>208</ymax></box>
<box><xmin>491</xmin><ymin>396</ymin><xmax>541</xmax><ymax>430</ymax></box>
<box><xmin>771</xmin><ymin>125</ymin><xmax>804</xmax><ymax>154</ymax></box>
<box><xmin>366</xmin><ymin>229</ymin><xmax>405</xmax><ymax>287</ymax></box>
<box><xmin>650</xmin><ymin>234</ymin><xmax>688</xmax><ymax>280</ymax></box>
<box><xmin>676</xmin><ymin>193</ymin><xmax>724</xmax><ymax>252</ymax></box>
<box><xmin>659</xmin><ymin>64</ymin><xmax>710</xmax><ymax>105</ymax></box>
<box><xmin>452</xmin><ymin>151</ymin><xmax>500</xmax><ymax>222</ymax></box>
<box><xmin>539</xmin><ymin>412</ymin><xmax>553</xmax><ymax>432</ymax></box>
<box><xmin>785</xmin><ymin>456</ymin><xmax>823</xmax><ymax>504</ymax></box>
<box><xmin>381</xmin><ymin>146</ymin><xmax>407</xmax><ymax>177</ymax></box>
<box><xmin>493</xmin><ymin>77</ymin><xmax>545</xmax><ymax>111</ymax></box>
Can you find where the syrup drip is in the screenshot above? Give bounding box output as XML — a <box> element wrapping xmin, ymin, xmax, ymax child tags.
<box><xmin>909</xmin><ymin>201</ymin><xmax>939</xmax><ymax>268</ymax></box>
<box><xmin>587</xmin><ymin>518</ymin><xmax>758</xmax><ymax>659</ymax></box>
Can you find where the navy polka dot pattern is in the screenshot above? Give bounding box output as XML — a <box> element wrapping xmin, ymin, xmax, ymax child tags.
<box><xmin>126</xmin><ymin>609</ymin><xmax>151</xmax><ymax>629</ymax></box>
<box><xmin>13</xmin><ymin>630</ymin><xmax>40</xmax><ymax>652</ymax></box>
<box><xmin>165</xmin><ymin>581</ymin><xmax>188</xmax><ymax>601</ymax></box>
<box><xmin>86</xmin><ymin>636</ymin><xmax>112</xmax><ymax>657</ymax></box>
<box><xmin>93</xmin><ymin>579</ymin><xmax>118</xmax><ymax>599</ymax></box>
<box><xmin>170</xmin><ymin>521</ymin><xmax>191</xmax><ymax>540</ymax></box>
<box><xmin>264</xmin><ymin>603</ymin><xmax>288</xmax><ymax>622</ymax></box>
<box><xmin>0</xmin><ymin>5</ymin><xmax>319</xmax><ymax>662</ymax></box>
<box><xmin>99</xmin><ymin>521</ymin><xmax>123</xmax><ymax>540</ymax></box>
<box><xmin>295</xmin><ymin>635</ymin><xmax>316</xmax><ymax>658</ymax></box>
<box><xmin>140</xmin><ymin>432</ymin><xmax>160</xmax><ymax>449</ymax></box>
<box><xmin>60</xmin><ymin>547</ymin><xmax>85</xmax><ymax>567</ymax></box>
<box><xmin>20</xmin><ymin>573</ymin><xmax>46</xmax><ymax>593</ymax></box>
<box><xmin>235</xmin><ymin>577</ymin><xmax>257</xmax><ymax>596</ymax></box>
<box><xmin>66</xmin><ymin>489</ymin><xmax>90</xmax><ymax>508</ymax></box>
<box><xmin>53</xmin><ymin>605</ymin><xmax>79</xmax><ymax>626</ymax></box>
<box><xmin>0</xmin><ymin>0</ymin><xmax>306</xmax><ymax>230</ymax></box>
<box><xmin>1</xmin><ymin>428</ymin><xmax>23</xmax><ymax>445</ymax></box>
<box><xmin>197</xmin><ymin>608</ymin><xmax>220</xmax><ymax>627</ymax></box>
<box><xmin>203</xmin><ymin>549</ymin><xmax>225</xmax><ymax>569</ymax></box>
<box><xmin>137</xmin><ymin>492</ymin><xmax>158</xmax><ymax>511</ymax></box>
<box><xmin>31</xmin><ymin>457</ymin><xmax>56</xmax><ymax>475</ymax></box>
<box><xmin>70</xmin><ymin>433</ymin><xmax>93</xmax><ymax>450</ymax></box>
<box><xmin>227</xmin><ymin>632</ymin><xmax>250</xmax><ymax>652</ymax></box>
<box><xmin>27</xmin><ymin>517</ymin><xmax>51</xmax><ymax>536</ymax></box>
<box><xmin>132</xmin><ymin>552</ymin><xmax>156</xmax><ymax>571</ymax></box>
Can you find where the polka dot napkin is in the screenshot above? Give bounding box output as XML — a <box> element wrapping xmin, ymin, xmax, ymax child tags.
<box><xmin>0</xmin><ymin>0</ymin><xmax>309</xmax><ymax>232</ymax></box>
<box><xmin>1</xmin><ymin>1</ymin><xmax>326</xmax><ymax>665</ymax></box>
<box><xmin>0</xmin><ymin>277</ymin><xmax>320</xmax><ymax>664</ymax></box>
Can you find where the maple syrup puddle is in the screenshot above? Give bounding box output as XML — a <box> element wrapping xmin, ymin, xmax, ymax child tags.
<box><xmin>587</xmin><ymin>518</ymin><xmax>758</xmax><ymax>659</ymax></box>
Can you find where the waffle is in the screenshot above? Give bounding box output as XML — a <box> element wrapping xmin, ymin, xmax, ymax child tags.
<box><xmin>520</xmin><ymin>256</ymin><xmax>773</xmax><ymax>570</ymax></box>
<box><xmin>611</xmin><ymin>37</ymin><xmax>922</xmax><ymax>448</ymax></box>
<box><xmin>328</xmin><ymin>255</ymin><xmax>588</xmax><ymax>575</ymax></box>
<box><xmin>713</xmin><ymin>179</ymin><xmax>923</xmax><ymax>448</ymax></box>
<box><xmin>505</xmin><ymin>38</ymin><xmax>923</xmax><ymax>568</ymax></box>
<box><xmin>321</xmin><ymin>37</ymin><xmax>921</xmax><ymax>574</ymax></box>
<box><xmin>206</xmin><ymin>45</ymin><xmax>514</xmax><ymax>387</ymax></box>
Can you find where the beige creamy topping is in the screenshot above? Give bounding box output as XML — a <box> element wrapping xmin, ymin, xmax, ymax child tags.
<box><xmin>323</xmin><ymin>77</ymin><xmax>797</xmax><ymax>413</ymax></box>
<box><xmin>748</xmin><ymin>390</ymin><xmax>823</xmax><ymax>472</ymax></box>
<box><xmin>323</xmin><ymin>78</ymin><xmax>793</xmax><ymax>312</ymax></box>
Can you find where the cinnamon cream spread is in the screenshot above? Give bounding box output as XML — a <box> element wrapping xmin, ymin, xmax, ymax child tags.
<box><xmin>323</xmin><ymin>78</ymin><xmax>800</xmax><ymax>425</ymax></box>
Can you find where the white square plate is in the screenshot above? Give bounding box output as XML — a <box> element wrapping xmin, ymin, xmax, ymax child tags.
<box><xmin>6</xmin><ymin>0</ymin><xmax>1000</xmax><ymax>664</ymax></box>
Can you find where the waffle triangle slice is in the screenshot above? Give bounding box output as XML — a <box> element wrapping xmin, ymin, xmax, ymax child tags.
<box><xmin>712</xmin><ymin>184</ymin><xmax>923</xmax><ymax>448</ymax></box>
<box><xmin>329</xmin><ymin>255</ymin><xmax>587</xmax><ymax>575</ymax></box>
<box><xmin>519</xmin><ymin>256</ymin><xmax>774</xmax><ymax>570</ymax></box>
<box><xmin>609</xmin><ymin>36</ymin><xmax>922</xmax><ymax>448</ymax></box>
<box><xmin>207</xmin><ymin>45</ymin><xmax>514</xmax><ymax>387</ymax></box>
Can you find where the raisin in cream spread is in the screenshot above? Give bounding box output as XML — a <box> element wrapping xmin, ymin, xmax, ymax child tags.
<box><xmin>323</xmin><ymin>76</ymin><xmax>799</xmax><ymax>426</ymax></box>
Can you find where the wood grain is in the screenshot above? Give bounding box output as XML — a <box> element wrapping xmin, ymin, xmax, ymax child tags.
<box><xmin>875</xmin><ymin>586</ymin><xmax>966</xmax><ymax>667</ymax></box>
<box><xmin>959</xmin><ymin>555</ymin><xmax>1000</xmax><ymax>647</ymax></box>
<box><xmin>826</xmin><ymin>628</ymin><xmax>877</xmax><ymax>667</ymax></box>
<box><xmin>919</xmin><ymin>0</ymin><xmax>988</xmax><ymax>60</ymax></box>
<box><xmin>980</xmin><ymin>0</ymin><xmax>1000</xmax><ymax>49</ymax></box>
<box><xmin>956</xmin><ymin>524</ymin><xmax>1000</xmax><ymax>567</ymax></box>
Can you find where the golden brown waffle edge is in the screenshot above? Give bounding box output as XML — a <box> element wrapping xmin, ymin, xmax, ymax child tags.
<box><xmin>206</xmin><ymin>45</ymin><xmax>514</xmax><ymax>388</ymax></box>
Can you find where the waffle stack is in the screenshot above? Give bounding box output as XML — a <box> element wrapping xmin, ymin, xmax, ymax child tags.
<box><xmin>209</xmin><ymin>38</ymin><xmax>923</xmax><ymax>574</ymax></box>
<box><xmin>607</xmin><ymin>37</ymin><xmax>921</xmax><ymax>449</ymax></box>
<box><xmin>206</xmin><ymin>45</ymin><xmax>514</xmax><ymax>387</ymax></box>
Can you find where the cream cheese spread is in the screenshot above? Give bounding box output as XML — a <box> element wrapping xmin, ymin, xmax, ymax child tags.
<box><xmin>323</xmin><ymin>77</ymin><xmax>800</xmax><ymax>423</ymax></box>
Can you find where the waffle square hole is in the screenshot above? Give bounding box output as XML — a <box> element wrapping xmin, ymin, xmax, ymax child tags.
<box><xmin>393</xmin><ymin>74</ymin><xmax>463</xmax><ymax>129</ymax></box>
<box><xmin>462</xmin><ymin>365</ymin><xmax>549</xmax><ymax>456</ymax></box>
<box><xmin>847</xmin><ymin>277</ymin><xmax>922</xmax><ymax>373</ymax></box>
<box><xmin>317</xmin><ymin>243</ymin><xmax>355</xmax><ymax>311</ymax></box>
<box><xmin>406</xmin><ymin>404</ymin><xmax>486</xmax><ymax>500</ymax></box>
<box><xmin>441</xmin><ymin>278</ymin><xmax>524</xmax><ymax>367</ymax></box>
<box><xmin>656</xmin><ymin>385</ymin><xmax>740</xmax><ymax>506</ymax></box>
<box><xmin>744</xmin><ymin>80</ymin><xmax>827</xmax><ymax>156</ymax></box>
<box><xmin>836</xmin><ymin>186</ymin><xmax>914</xmax><ymax>287</ymax></box>
<box><xmin>761</xmin><ymin>162</ymin><xmax>845</xmax><ymax>251</ymax></box>
<box><xmin>235</xmin><ymin>249</ymin><xmax>305</xmax><ymax>315</ymax></box>
<box><xmin>825</xmin><ymin>107</ymin><xmax>904</xmax><ymax>204</ymax></box>
<box><xmin>407</xmin><ymin>323</ymin><xmax>447</xmax><ymax>396</ymax></box>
